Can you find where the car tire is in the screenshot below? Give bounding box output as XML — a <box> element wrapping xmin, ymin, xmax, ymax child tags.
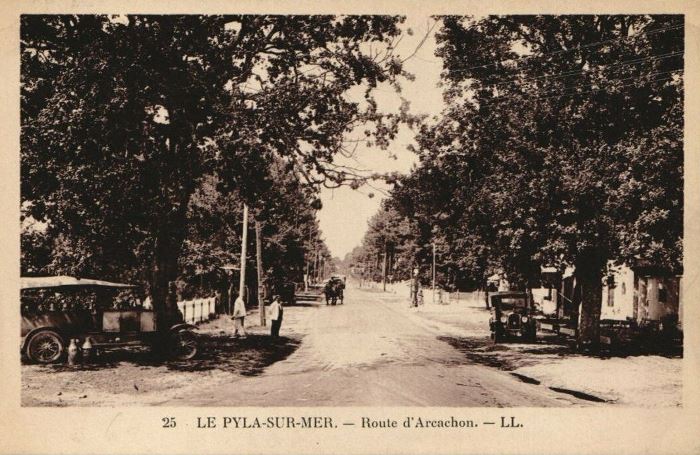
<box><xmin>169</xmin><ymin>330</ymin><xmax>198</xmax><ymax>360</ymax></box>
<box><xmin>26</xmin><ymin>330</ymin><xmax>65</xmax><ymax>364</ymax></box>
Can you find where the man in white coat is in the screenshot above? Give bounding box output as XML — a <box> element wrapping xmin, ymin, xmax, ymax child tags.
<box><xmin>232</xmin><ymin>293</ymin><xmax>247</xmax><ymax>338</ymax></box>
<box><xmin>268</xmin><ymin>295</ymin><xmax>284</xmax><ymax>337</ymax></box>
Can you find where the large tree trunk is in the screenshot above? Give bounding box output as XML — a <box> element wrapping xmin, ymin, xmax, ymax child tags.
<box><xmin>149</xmin><ymin>167</ymin><xmax>191</xmax><ymax>331</ymax></box>
<box><xmin>151</xmin><ymin>230</ymin><xmax>184</xmax><ymax>330</ymax></box>
<box><xmin>575</xmin><ymin>251</ymin><xmax>606</xmax><ymax>350</ymax></box>
<box><xmin>148</xmin><ymin>125</ymin><xmax>193</xmax><ymax>329</ymax></box>
<box><xmin>482</xmin><ymin>277</ymin><xmax>490</xmax><ymax>309</ymax></box>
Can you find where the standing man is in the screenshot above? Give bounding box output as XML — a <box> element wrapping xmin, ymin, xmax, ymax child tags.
<box><xmin>232</xmin><ymin>291</ymin><xmax>247</xmax><ymax>338</ymax></box>
<box><xmin>225</xmin><ymin>278</ymin><xmax>235</xmax><ymax>315</ymax></box>
<box><xmin>411</xmin><ymin>267</ymin><xmax>420</xmax><ymax>307</ymax></box>
<box><xmin>268</xmin><ymin>295</ymin><xmax>284</xmax><ymax>337</ymax></box>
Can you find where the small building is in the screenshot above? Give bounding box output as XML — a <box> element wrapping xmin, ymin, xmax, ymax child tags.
<box><xmin>601</xmin><ymin>263</ymin><xmax>682</xmax><ymax>330</ymax></box>
<box><xmin>486</xmin><ymin>273</ymin><xmax>509</xmax><ymax>292</ymax></box>
<box><xmin>487</xmin><ymin>268</ymin><xmax>559</xmax><ymax>315</ymax></box>
<box><xmin>531</xmin><ymin>266</ymin><xmax>561</xmax><ymax>316</ymax></box>
<box><xmin>531</xmin><ymin>287</ymin><xmax>558</xmax><ymax>315</ymax></box>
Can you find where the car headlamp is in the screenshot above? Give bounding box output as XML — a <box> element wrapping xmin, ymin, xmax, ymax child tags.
<box><xmin>521</xmin><ymin>316</ymin><xmax>529</xmax><ymax>323</ymax></box>
<box><xmin>500</xmin><ymin>315</ymin><xmax>507</xmax><ymax>323</ymax></box>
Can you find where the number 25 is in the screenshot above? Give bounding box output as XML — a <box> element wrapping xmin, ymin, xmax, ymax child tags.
<box><xmin>162</xmin><ymin>417</ymin><xmax>176</xmax><ymax>428</ymax></box>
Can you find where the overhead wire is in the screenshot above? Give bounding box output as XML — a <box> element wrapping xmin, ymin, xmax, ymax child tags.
<box><xmin>232</xmin><ymin>21</ymin><xmax>683</xmax><ymax>102</ymax></box>
<box><xmin>444</xmin><ymin>22</ymin><xmax>683</xmax><ymax>76</ymax></box>
<box><xmin>473</xmin><ymin>68</ymin><xmax>682</xmax><ymax>110</ymax></box>
<box><xmin>441</xmin><ymin>22</ymin><xmax>684</xmax><ymax>110</ymax></box>
<box><xmin>483</xmin><ymin>50</ymin><xmax>683</xmax><ymax>91</ymax></box>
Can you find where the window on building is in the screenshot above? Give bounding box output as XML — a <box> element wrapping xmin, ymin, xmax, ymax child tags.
<box><xmin>658</xmin><ymin>282</ymin><xmax>667</xmax><ymax>303</ymax></box>
<box><xmin>606</xmin><ymin>276</ymin><xmax>615</xmax><ymax>307</ymax></box>
<box><xmin>621</xmin><ymin>282</ymin><xmax>626</xmax><ymax>295</ymax></box>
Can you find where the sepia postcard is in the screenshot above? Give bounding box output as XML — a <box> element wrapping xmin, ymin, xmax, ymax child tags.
<box><xmin>1</xmin><ymin>0</ymin><xmax>699</xmax><ymax>454</ymax></box>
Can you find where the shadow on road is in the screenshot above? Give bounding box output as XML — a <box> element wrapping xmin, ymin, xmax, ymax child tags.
<box><xmin>173</xmin><ymin>334</ymin><xmax>301</xmax><ymax>375</ymax></box>
<box><xmin>34</xmin><ymin>334</ymin><xmax>301</xmax><ymax>376</ymax></box>
<box><xmin>439</xmin><ymin>335</ymin><xmax>682</xmax><ymax>373</ymax></box>
<box><xmin>438</xmin><ymin>336</ymin><xmax>554</xmax><ymax>371</ymax></box>
<box><xmin>287</xmin><ymin>301</ymin><xmax>324</xmax><ymax>307</ymax></box>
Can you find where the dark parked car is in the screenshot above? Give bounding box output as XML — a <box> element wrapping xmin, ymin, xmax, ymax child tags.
<box><xmin>488</xmin><ymin>291</ymin><xmax>537</xmax><ymax>343</ymax></box>
<box><xmin>21</xmin><ymin>276</ymin><xmax>198</xmax><ymax>364</ymax></box>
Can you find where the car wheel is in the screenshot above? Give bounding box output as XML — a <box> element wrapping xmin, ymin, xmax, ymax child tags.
<box><xmin>169</xmin><ymin>330</ymin><xmax>198</xmax><ymax>360</ymax></box>
<box><xmin>27</xmin><ymin>330</ymin><xmax>65</xmax><ymax>364</ymax></box>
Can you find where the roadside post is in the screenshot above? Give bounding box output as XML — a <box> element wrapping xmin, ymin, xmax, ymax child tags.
<box><xmin>382</xmin><ymin>240</ymin><xmax>388</xmax><ymax>292</ymax></box>
<box><xmin>255</xmin><ymin>216</ymin><xmax>266</xmax><ymax>327</ymax></box>
<box><xmin>411</xmin><ymin>267</ymin><xmax>419</xmax><ymax>307</ymax></box>
<box><xmin>432</xmin><ymin>242</ymin><xmax>436</xmax><ymax>304</ymax></box>
<box><xmin>239</xmin><ymin>204</ymin><xmax>248</xmax><ymax>312</ymax></box>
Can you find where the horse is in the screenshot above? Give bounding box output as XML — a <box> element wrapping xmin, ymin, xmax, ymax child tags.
<box><xmin>324</xmin><ymin>279</ymin><xmax>343</xmax><ymax>305</ymax></box>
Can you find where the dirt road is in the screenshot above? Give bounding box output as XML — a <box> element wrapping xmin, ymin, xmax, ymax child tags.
<box><xmin>22</xmin><ymin>287</ymin><xmax>589</xmax><ymax>406</ymax></box>
<box><xmin>177</xmin><ymin>288</ymin><xmax>584</xmax><ymax>406</ymax></box>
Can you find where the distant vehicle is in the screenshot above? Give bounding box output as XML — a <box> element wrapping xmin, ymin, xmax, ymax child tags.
<box><xmin>488</xmin><ymin>291</ymin><xmax>537</xmax><ymax>343</ymax></box>
<box><xmin>21</xmin><ymin>276</ymin><xmax>198</xmax><ymax>364</ymax></box>
<box><xmin>324</xmin><ymin>276</ymin><xmax>345</xmax><ymax>305</ymax></box>
<box><xmin>331</xmin><ymin>274</ymin><xmax>346</xmax><ymax>283</ymax></box>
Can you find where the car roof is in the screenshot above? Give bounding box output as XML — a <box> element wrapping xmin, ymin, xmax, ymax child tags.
<box><xmin>21</xmin><ymin>276</ymin><xmax>137</xmax><ymax>291</ymax></box>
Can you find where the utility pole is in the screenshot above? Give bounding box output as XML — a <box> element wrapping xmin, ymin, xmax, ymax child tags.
<box><xmin>255</xmin><ymin>217</ymin><xmax>265</xmax><ymax>326</ymax></box>
<box><xmin>304</xmin><ymin>224</ymin><xmax>313</xmax><ymax>291</ymax></box>
<box><xmin>382</xmin><ymin>240</ymin><xmax>388</xmax><ymax>292</ymax></box>
<box><xmin>238</xmin><ymin>204</ymin><xmax>248</xmax><ymax>310</ymax></box>
<box><xmin>314</xmin><ymin>248</ymin><xmax>320</xmax><ymax>283</ymax></box>
<box><xmin>432</xmin><ymin>242</ymin><xmax>436</xmax><ymax>304</ymax></box>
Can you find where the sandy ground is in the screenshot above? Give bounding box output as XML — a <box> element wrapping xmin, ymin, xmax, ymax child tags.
<box><xmin>21</xmin><ymin>314</ymin><xmax>302</xmax><ymax>406</ymax></box>
<box><xmin>21</xmin><ymin>285</ymin><xmax>680</xmax><ymax>407</ymax></box>
<box><xmin>385</xmin><ymin>282</ymin><xmax>682</xmax><ymax>407</ymax></box>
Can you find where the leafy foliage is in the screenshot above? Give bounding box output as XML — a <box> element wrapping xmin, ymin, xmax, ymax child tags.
<box><xmin>349</xmin><ymin>202</ymin><xmax>416</xmax><ymax>283</ymax></box>
<box><xmin>366</xmin><ymin>15</ymin><xmax>683</xmax><ymax>344</ymax></box>
<box><xmin>21</xmin><ymin>15</ymin><xmax>407</xmax><ymax>317</ymax></box>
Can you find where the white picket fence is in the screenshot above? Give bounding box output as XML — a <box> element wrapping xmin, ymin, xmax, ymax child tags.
<box><xmin>177</xmin><ymin>296</ymin><xmax>217</xmax><ymax>325</ymax></box>
<box><xmin>446</xmin><ymin>291</ymin><xmax>488</xmax><ymax>303</ymax></box>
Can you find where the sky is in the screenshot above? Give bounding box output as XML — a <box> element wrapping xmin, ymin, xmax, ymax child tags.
<box><xmin>317</xmin><ymin>16</ymin><xmax>445</xmax><ymax>259</ymax></box>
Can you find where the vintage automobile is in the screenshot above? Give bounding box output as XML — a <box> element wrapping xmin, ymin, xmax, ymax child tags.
<box><xmin>488</xmin><ymin>291</ymin><xmax>537</xmax><ymax>343</ymax></box>
<box><xmin>21</xmin><ymin>276</ymin><xmax>199</xmax><ymax>364</ymax></box>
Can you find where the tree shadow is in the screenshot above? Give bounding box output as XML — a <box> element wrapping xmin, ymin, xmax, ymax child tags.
<box><xmin>33</xmin><ymin>333</ymin><xmax>301</xmax><ymax>376</ymax></box>
<box><xmin>169</xmin><ymin>334</ymin><xmax>301</xmax><ymax>375</ymax></box>
<box><xmin>439</xmin><ymin>334</ymin><xmax>683</xmax><ymax>372</ymax></box>
<box><xmin>287</xmin><ymin>302</ymin><xmax>324</xmax><ymax>307</ymax></box>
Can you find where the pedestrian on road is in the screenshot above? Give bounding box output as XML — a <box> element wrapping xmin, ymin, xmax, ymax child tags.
<box><xmin>268</xmin><ymin>295</ymin><xmax>284</xmax><ymax>337</ymax></box>
<box><xmin>232</xmin><ymin>293</ymin><xmax>247</xmax><ymax>338</ymax></box>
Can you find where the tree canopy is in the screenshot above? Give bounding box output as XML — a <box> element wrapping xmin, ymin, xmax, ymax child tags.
<box><xmin>357</xmin><ymin>15</ymin><xmax>683</xmax><ymax>345</ymax></box>
<box><xmin>21</xmin><ymin>15</ymin><xmax>408</xmax><ymax>319</ymax></box>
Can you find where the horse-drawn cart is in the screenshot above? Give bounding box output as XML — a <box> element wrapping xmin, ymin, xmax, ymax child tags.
<box><xmin>323</xmin><ymin>276</ymin><xmax>345</xmax><ymax>305</ymax></box>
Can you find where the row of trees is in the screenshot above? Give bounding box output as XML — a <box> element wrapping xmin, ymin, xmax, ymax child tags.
<box><xmin>347</xmin><ymin>203</ymin><xmax>416</xmax><ymax>284</ymax></box>
<box><xmin>21</xmin><ymin>15</ymin><xmax>407</xmax><ymax>323</ymax></box>
<box><xmin>352</xmin><ymin>15</ymin><xmax>683</xmax><ymax>346</ymax></box>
